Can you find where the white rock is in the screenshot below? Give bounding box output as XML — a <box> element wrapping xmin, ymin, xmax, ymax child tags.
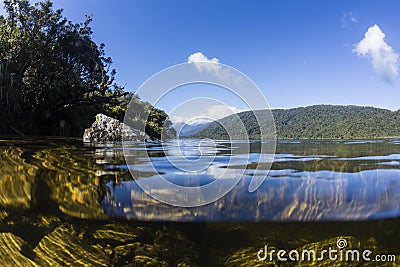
<box><xmin>83</xmin><ymin>114</ymin><xmax>150</xmax><ymax>142</ymax></box>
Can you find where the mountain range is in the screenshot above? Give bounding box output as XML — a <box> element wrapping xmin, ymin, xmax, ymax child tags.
<box><xmin>173</xmin><ymin>121</ymin><xmax>211</xmax><ymax>137</ymax></box>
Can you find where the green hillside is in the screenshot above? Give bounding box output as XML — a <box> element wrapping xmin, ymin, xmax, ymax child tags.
<box><xmin>194</xmin><ymin>105</ymin><xmax>400</xmax><ymax>140</ymax></box>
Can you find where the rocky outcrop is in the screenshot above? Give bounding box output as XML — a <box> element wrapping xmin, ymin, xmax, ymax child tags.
<box><xmin>83</xmin><ymin>113</ymin><xmax>150</xmax><ymax>142</ymax></box>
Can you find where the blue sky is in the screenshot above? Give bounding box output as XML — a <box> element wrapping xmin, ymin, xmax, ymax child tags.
<box><xmin>2</xmin><ymin>0</ymin><xmax>400</xmax><ymax>122</ymax></box>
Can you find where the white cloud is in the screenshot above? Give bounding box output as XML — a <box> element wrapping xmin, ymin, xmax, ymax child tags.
<box><xmin>353</xmin><ymin>24</ymin><xmax>399</xmax><ymax>84</ymax></box>
<box><xmin>188</xmin><ymin>52</ymin><xmax>221</xmax><ymax>74</ymax></box>
<box><xmin>206</xmin><ymin>104</ymin><xmax>244</xmax><ymax>120</ymax></box>
<box><xmin>341</xmin><ymin>12</ymin><xmax>357</xmax><ymax>28</ymax></box>
<box><xmin>188</xmin><ymin>52</ymin><xmax>219</xmax><ymax>64</ymax></box>
<box><xmin>172</xmin><ymin>115</ymin><xmax>197</xmax><ymax>124</ymax></box>
<box><xmin>187</xmin><ymin>51</ymin><xmax>242</xmax><ymax>83</ymax></box>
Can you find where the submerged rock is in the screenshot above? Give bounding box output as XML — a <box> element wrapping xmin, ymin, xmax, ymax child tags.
<box><xmin>109</xmin><ymin>227</ymin><xmax>198</xmax><ymax>266</ymax></box>
<box><xmin>34</xmin><ymin>225</ymin><xmax>109</xmax><ymax>266</ymax></box>
<box><xmin>83</xmin><ymin>113</ymin><xmax>150</xmax><ymax>142</ymax></box>
<box><xmin>0</xmin><ymin>210</ymin><xmax>8</xmax><ymax>220</ymax></box>
<box><xmin>225</xmin><ymin>236</ymin><xmax>399</xmax><ymax>267</ymax></box>
<box><xmin>113</xmin><ymin>242</ymin><xmax>169</xmax><ymax>267</ymax></box>
<box><xmin>92</xmin><ymin>224</ymin><xmax>141</xmax><ymax>243</ymax></box>
<box><xmin>0</xmin><ymin>232</ymin><xmax>37</xmax><ymax>267</ymax></box>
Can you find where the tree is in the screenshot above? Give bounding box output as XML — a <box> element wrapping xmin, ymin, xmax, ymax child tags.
<box><xmin>106</xmin><ymin>93</ymin><xmax>176</xmax><ymax>140</ymax></box>
<box><xmin>0</xmin><ymin>0</ymin><xmax>126</xmax><ymax>134</ymax></box>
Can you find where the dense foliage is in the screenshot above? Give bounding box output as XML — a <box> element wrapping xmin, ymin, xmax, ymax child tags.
<box><xmin>0</xmin><ymin>0</ymin><xmax>173</xmax><ymax>139</ymax></box>
<box><xmin>115</xmin><ymin>93</ymin><xmax>176</xmax><ymax>140</ymax></box>
<box><xmin>194</xmin><ymin>105</ymin><xmax>400</xmax><ymax>140</ymax></box>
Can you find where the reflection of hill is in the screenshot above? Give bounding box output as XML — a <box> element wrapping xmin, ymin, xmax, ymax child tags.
<box><xmin>0</xmin><ymin>143</ymin><xmax>108</xmax><ymax>219</ymax></box>
<box><xmin>103</xmin><ymin>168</ymin><xmax>400</xmax><ymax>222</ymax></box>
<box><xmin>32</xmin><ymin>147</ymin><xmax>110</xmax><ymax>219</ymax></box>
<box><xmin>0</xmin><ymin>147</ymin><xmax>38</xmax><ymax>210</ymax></box>
<box><xmin>1</xmin><ymin>139</ymin><xmax>400</xmax><ymax>222</ymax></box>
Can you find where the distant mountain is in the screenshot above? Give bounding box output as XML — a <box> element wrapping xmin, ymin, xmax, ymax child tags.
<box><xmin>173</xmin><ymin>121</ymin><xmax>211</xmax><ymax>137</ymax></box>
<box><xmin>193</xmin><ymin>105</ymin><xmax>400</xmax><ymax>140</ymax></box>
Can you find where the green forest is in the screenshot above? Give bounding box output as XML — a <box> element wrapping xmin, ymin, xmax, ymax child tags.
<box><xmin>0</xmin><ymin>0</ymin><xmax>172</xmax><ymax>139</ymax></box>
<box><xmin>194</xmin><ymin>105</ymin><xmax>400</xmax><ymax>140</ymax></box>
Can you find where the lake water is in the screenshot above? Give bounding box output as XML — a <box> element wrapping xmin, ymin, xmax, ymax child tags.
<box><xmin>0</xmin><ymin>136</ymin><xmax>399</xmax><ymax>265</ymax></box>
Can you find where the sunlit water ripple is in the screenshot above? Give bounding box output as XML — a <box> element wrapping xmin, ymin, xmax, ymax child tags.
<box><xmin>0</xmin><ymin>137</ymin><xmax>399</xmax><ymax>222</ymax></box>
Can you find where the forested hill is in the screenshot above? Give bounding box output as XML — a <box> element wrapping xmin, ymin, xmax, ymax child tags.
<box><xmin>194</xmin><ymin>105</ymin><xmax>400</xmax><ymax>140</ymax></box>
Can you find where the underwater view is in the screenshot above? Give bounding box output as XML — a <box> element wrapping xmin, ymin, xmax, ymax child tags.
<box><xmin>0</xmin><ymin>136</ymin><xmax>399</xmax><ymax>266</ymax></box>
